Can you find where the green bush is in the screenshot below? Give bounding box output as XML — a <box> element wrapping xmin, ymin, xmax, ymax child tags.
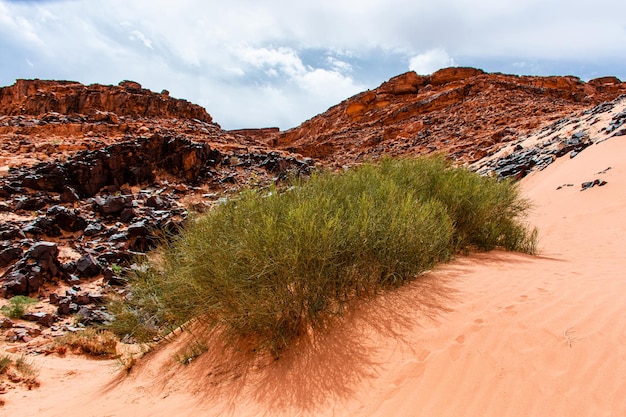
<box><xmin>1</xmin><ymin>296</ymin><xmax>39</xmax><ymax>319</ymax></box>
<box><xmin>113</xmin><ymin>156</ymin><xmax>536</xmax><ymax>353</ymax></box>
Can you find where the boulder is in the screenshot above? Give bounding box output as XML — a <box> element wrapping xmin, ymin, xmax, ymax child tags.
<box><xmin>26</xmin><ymin>241</ymin><xmax>59</xmax><ymax>260</ymax></box>
<box><xmin>47</xmin><ymin>205</ymin><xmax>87</xmax><ymax>232</ymax></box>
<box><xmin>0</xmin><ymin>245</ymin><xmax>22</xmax><ymax>268</ymax></box>
<box><xmin>76</xmin><ymin>254</ymin><xmax>102</xmax><ymax>277</ymax></box>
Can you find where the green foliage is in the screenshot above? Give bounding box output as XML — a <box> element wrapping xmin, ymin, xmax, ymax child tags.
<box><xmin>114</xmin><ymin>156</ymin><xmax>536</xmax><ymax>354</ymax></box>
<box><xmin>1</xmin><ymin>296</ymin><xmax>39</xmax><ymax>319</ymax></box>
<box><xmin>106</xmin><ymin>300</ymin><xmax>162</xmax><ymax>343</ymax></box>
<box><xmin>111</xmin><ymin>263</ymin><xmax>123</xmax><ymax>275</ymax></box>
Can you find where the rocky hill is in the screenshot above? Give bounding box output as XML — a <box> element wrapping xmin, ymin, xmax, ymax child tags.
<box><xmin>271</xmin><ymin>67</ymin><xmax>626</xmax><ymax>165</ymax></box>
<box><xmin>1</xmin><ymin>68</ymin><xmax>625</xmax><ymax>351</ymax></box>
<box><xmin>0</xmin><ymin>79</ymin><xmax>212</xmax><ymax>122</ymax></box>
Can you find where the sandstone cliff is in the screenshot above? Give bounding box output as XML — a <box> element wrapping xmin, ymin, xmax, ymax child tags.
<box><xmin>0</xmin><ymin>79</ymin><xmax>212</xmax><ymax>122</ymax></box>
<box><xmin>272</xmin><ymin>67</ymin><xmax>626</xmax><ymax>165</ymax></box>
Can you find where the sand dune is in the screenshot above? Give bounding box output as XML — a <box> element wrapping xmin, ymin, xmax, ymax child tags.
<box><xmin>4</xmin><ymin>136</ymin><xmax>626</xmax><ymax>416</ymax></box>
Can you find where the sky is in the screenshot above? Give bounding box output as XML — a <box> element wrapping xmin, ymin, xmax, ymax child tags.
<box><xmin>1</xmin><ymin>0</ymin><xmax>625</xmax><ymax>130</ymax></box>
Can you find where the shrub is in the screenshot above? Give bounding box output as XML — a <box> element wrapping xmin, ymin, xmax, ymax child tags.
<box><xmin>55</xmin><ymin>329</ymin><xmax>118</xmax><ymax>358</ymax></box>
<box><xmin>114</xmin><ymin>156</ymin><xmax>536</xmax><ymax>353</ymax></box>
<box><xmin>1</xmin><ymin>296</ymin><xmax>39</xmax><ymax>319</ymax></box>
<box><xmin>0</xmin><ymin>355</ymin><xmax>11</xmax><ymax>374</ymax></box>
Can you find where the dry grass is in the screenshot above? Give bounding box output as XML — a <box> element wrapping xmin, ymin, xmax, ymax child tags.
<box><xmin>0</xmin><ymin>354</ymin><xmax>40</xmax><ymax>391</ymax></box>
<box><xmin>54</xmin><ymin>328</ymin><xmax>118</xmax><ymax>358</ymax></box>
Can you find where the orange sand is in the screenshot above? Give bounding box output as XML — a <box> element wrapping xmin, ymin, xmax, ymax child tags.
<box><xmin>3</xmin><ymin>136</ymin><xmax>626</xmax><ymax>416</ymax></box>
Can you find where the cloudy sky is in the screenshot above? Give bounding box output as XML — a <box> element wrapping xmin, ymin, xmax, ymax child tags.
<box><xmin>1</xmin><ymin>0</ymin><xmax>625</xmax><ymax>130</ymax></box>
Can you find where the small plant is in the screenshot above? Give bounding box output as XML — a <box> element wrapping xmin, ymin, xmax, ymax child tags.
<box><xmin>175</xmin><ymin>340</ymin><xmax>208</xmax><ymax>365</ymax></box>
<box><xmin>0</xmin><ymin>355</ymin><xmax>12</xmax><ymax>374</ymax></box>
<box><xmin>111</xmin><ymin>263</ymin><xmax>123</xmax><ymax>275</ymax></box>
<box><xmin>106</xmin><ymin>301</ymin><xmax>161</xmax><ymax>343</ymax></box>
<box><xmin>13</xmin><ymin>355</ymin><xmax>38</xmax><ymax>380</ymax></box>
<box><xmin>55</xmin><ymin>329</ymin><xmax>118</xmax><ymax>358</ymax></box>
<box><xmin>1</xmin><ymin>296</ymin><xmax>39</xmax><ymax>319</ymax></box>
<box><xmin>0</xmin><ymin>354</ymin><xmax>40</xmax><ymax>390</ymax></box>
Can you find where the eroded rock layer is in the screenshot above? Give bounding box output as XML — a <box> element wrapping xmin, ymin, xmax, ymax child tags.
<box><xmin>0</xmin><ymin>79</ymin><xmax>212</xmax><ymax>122</ymax></box>
<box><xmin>271</xmin><ymin>67</ymin><xmax>626</xmax><ymax>165</ymax></box>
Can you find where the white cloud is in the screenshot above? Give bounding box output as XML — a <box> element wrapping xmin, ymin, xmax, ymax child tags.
<box><xmin>1</xmin><ymin>0</ymin><xmax>626</xmax><ymax>129</ymax></box>
<box><xmin>236</xmin><ymin>46</ymin><xmax>306</xmax><ymax>77</ymax></box>
<box><xmin>326</xmin><ymin>56</ymin><xmax>353</xmax><ymax>73</ymax></box>
<box><xmin>296</xmin><ymin>68</ymin><xmax>358</xmax><ymax>96</ymax></box>
<box><xmin>129</xmin><ymin>30</ymin><xmax>153</xmax><ymax>49</ymax></box>
<box><xmin>409</xmin><ymin>49</ymin><xmax>455</xmax><ymax>75</ymax></box>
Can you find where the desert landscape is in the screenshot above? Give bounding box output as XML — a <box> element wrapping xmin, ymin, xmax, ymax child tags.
<box><xmin>1</xmin><ymin>67</ymin><xmax>626</xmax><ymax>417</ymax></box>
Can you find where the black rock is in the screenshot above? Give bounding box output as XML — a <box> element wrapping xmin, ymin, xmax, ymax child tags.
<box><xmin>77</xmin><ymin>307</ymin><xmax>114</xmax><ymax>324</ymax></box>
<box><xmin>0</xmin><ymin>223</ymin><xmax>22</xmax><ymax>240</ymax></box>
<box><xmin>2</xmin><ymin>241</ymin><xmax>64</xmax><ymax>296</ymax></box>
<box><xmin>26</xmin><ymin>241</ymin><xmax>59</xmax><ymax>260</ymax></box>
<box><xmin>120</xmin><ymin>208</ymin><xmax>136</xmax><ymax>223</ymax></box>
<box><xmin>88</xmin><ymin>292</ymin><xmax>105</xmax><ymax>304</ymax></box>
<box><xmin>94</xmin><ymin>195</ymin><xmax>128</xmax><ymax>215</ymax></box>
<box><xmin>49</xmin><ymin>292</ymin><xmax>61</xmax><ymax>305</ymax></box>
<box><xmin>76</xmin><ymin>254</ymin><xmax>102</xmax><ymax>277</ymax></box>
<box><xmin>59</xmin><ymin>186</ymin><xmax>80</xmax><ymax>203</ymax></box>
<box><xmin>73</xmin><ymin>292</ymin><xmax>91</xmax><ymax>305</ymax></box>
<box><xmin>83</xmin><ymin>222</ymin><xmax>104</xmax><ymax>236</ymax></box>
<box><xmin>23</xmin><ymin>217</ymin><xmax>61</xmax><ymax>237</ymax></box>
<box><xmin>581</xmin><ymin>179</ymin><xmax>608</xmax><ymax>190</ymax></box>
<box><xmin>127</xmin><ymin>220</ymin><xmax>150</xmax><ymax>237</ymax></box>
<box><xmin>145</xmin><ymin>195</ymin><xmax>166</xmax><ymax>209</ymax></box>
<box><xmin>14</xmin><ymin>195</ymin><xmax>49</xmax><ymax>211</ymax></box>
<box><xmin>108</xmin><ymin>232</ymin><xmax>128</xmax><ymax>242</ymax></box>
<box><xmin>1</xmin><ymin>270</ymin><xmax>28</xmax><ymax>295</ymax></box>
<box><xmin>61</xmin><ymin>261</ymin><xmax>76</xmax><ymax>274</ymax></box>
<box><xmin>22</xmin><ymin>312</ymin><xmax>56</xmax><ymax>327</ymax></box>
<box><xmin>56</xmin><ymin>297</ymin><xmax>73</xmax><ymax>315</ymax></box>
<box><xmin>581</xmin><ymin>181</ymin><xmax>594</xmax><ymax>190</ymax></box>
<box><xmin>103</xmin><ymin>267</ymin><xmax>127</xmax><ymax>286</ymax></box>
<box><xmin>47</xmin><ymin>205</ymin><xmax>87</xmax><ymax>232</ymax></box>
<box><xmin>0</xmin><ymin>245</ymin><xmax>22</xmax><ymax>268</ymax></box>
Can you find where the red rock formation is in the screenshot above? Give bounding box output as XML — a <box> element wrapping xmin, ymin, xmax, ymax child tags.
<box><xmin>228</xmin><ymin>127</ymin><xmax>280</xmax><ymax>142</ymax></box>
<box><xmin>272</xmin><ymin>67</ymin><xmax>626</xmax><ymax>164</ymax></box>
<box><xmin>0</xmin><ymin>79</ymin><xmax>212</xmax><ymax>122</ymax></box>
<box><xmin>0</xmin><ymin>79</ymin><xmax>287</xmax><ymax>168</ymax></box>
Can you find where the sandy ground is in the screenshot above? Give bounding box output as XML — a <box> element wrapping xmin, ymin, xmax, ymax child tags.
<box><xmin>3</xmin><ymin>135</ymin><xmax>626</xmax><ymax>416</ymax></box>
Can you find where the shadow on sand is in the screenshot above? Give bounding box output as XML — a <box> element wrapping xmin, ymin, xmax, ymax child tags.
<box><xmin>105</xmin><ymin>252</ymin><xmax>547</xmax><ymax>415</ymax></box>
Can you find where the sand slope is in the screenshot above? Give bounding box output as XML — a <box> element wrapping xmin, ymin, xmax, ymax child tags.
<box><xmin>4</xmin><ymin>136</ymin><xmax>626</xmax><ymax>417</ymax></box>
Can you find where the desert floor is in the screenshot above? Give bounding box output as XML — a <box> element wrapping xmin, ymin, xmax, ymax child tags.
<box><xmin>3</xmin><ymin>135</ymin><xmax>626</xmax><ymax>417</ymax></box>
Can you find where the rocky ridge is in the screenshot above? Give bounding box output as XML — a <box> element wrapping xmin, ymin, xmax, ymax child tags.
<box><xmin>471</xmin><ymin>95</ymin><xmax>626</xmax><ymax>179</ymax></box>
<box><xmin>0</xmin><ymin>79</ymin><xmax>212</xmax><ymax>122</ymax></box>
<box><xmin>271</xmin><ymin>67</ymin><xmax>626</xmax><ymax>166</ymax></box>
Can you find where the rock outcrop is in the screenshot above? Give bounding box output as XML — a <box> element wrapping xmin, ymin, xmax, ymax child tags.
<box><xmin>0</xmin><ymin>79</ymin><xmax>212</xmax><ymax>122</ymax></box>
<box><xmin>271</xmin><ymin>67</ymin><xmax>626</xmax><ymax>165</ymax></box>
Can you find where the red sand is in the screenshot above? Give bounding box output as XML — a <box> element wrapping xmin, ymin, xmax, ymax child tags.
<box><xmin>3</xmin><ymin>136</ymin><xmax>626</xmax><ymax>416</ymax></box>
